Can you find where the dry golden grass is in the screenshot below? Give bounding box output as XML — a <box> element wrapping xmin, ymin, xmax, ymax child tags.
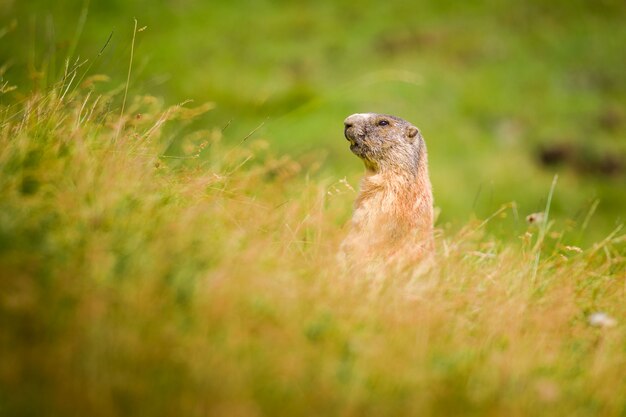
<box><xmin>0</xmin><ymin>81</ymin><xmax>625</xmax><ymax>416</ymax></box>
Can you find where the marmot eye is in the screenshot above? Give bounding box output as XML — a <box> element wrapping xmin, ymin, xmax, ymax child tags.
<box><xmin>378</xmin><ymin>120</ymin><xmax>389</xmax><ymax>126</ymax></box>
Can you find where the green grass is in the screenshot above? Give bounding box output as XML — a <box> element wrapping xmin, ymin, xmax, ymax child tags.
<box><xmin>1</xmin><ymin>2</ymin><xmax>626</xmax><ymax>415</ymax></box>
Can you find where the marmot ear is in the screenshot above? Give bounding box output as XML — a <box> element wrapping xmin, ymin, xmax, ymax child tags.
<box><xmin>407</xmin><ymin>126</ymin><xmax>419</xmax><ymax>140</ymax></box>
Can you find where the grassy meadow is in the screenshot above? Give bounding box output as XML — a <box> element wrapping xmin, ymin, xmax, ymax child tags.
<box><xmin>1</xmin><ymin>1</ymin><xmax>626</xmax><ymax>416</ymax></box>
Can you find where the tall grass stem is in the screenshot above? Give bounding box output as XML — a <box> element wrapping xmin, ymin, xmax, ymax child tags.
<box><xmin>531</xmin><ymin>174</ymin><xmax>558</xmax><ymax>283</ymax></box>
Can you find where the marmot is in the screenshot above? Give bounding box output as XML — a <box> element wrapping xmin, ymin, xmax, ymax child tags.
<box><xmin>341</xmin><ymin>113</ymin><xmax>434</xmax><ymax>267</ymax></box>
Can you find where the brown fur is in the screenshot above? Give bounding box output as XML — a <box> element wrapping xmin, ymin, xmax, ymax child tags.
<box><xmin>341</xmin><ymin>113</ymin><xmax>434</xmax><ymax>268</ymax></box>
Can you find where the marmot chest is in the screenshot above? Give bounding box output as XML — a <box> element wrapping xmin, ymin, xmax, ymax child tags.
<box><xmin>352</xmin><ymin>183</ymin><xmax>420</xmax><ymax>241</ymax></box>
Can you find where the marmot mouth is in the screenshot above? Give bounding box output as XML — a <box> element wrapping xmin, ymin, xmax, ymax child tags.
<box><xmin>345</xmin><ymin>128</ymin><xmax>367</xmax><ymax>156</ymax></box>
<box><xmin>345</xmin><ymin>133</ymin><xmax>364</xmax><ymax>145</ymax></box>
<box><xmin>348</xmin><ymin>139</ymin><xmax>363</xmax><ymax>155</ymax></box>
<box><xmin>350</xmin><ymin>142</ymin><xmax>368</xmax><ymax>158</ymax></box>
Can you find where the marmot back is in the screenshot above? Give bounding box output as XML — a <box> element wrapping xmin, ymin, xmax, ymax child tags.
<box><xmin>341</xmin><ymin>113</ymin><xmax>434</xmax><ymax>268</ymax></box>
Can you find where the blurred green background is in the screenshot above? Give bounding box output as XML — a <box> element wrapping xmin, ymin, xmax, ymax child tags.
<box><xmin>1</xmin><ymin>0</ymin><xmax>625</xmax><ymax>242</ymax></box>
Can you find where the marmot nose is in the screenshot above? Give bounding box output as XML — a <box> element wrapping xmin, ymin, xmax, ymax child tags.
<box><xmin>344</xmin><ymin>123</ymin><xmax>352</xmax><ymax>140</ymax></box>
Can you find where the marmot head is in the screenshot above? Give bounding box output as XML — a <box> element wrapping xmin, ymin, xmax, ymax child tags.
<box><xmin>343</xmin><ymin>113</ymin><xmax>423</xmax><ymax>174</ymax></box>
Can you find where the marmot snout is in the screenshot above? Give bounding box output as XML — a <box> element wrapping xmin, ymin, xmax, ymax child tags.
<box><xmin>341</xmin><ymin>113</ymin><xmax>434</xmax><ymax>267</ymax></box>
